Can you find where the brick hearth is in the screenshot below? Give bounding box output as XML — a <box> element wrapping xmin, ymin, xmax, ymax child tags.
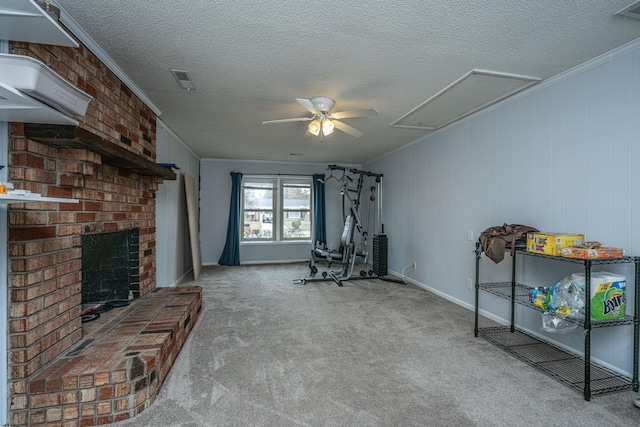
<box><xmin>23</xmin><ymin>286</ymin><xmax>202</xmax><ymax>426</ymax></box>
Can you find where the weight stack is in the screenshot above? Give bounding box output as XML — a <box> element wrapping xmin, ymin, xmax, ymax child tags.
<box><xmin>373</xmin><ymin>234</ymin><xmax>388</xmax><ymax>276</ymax></box>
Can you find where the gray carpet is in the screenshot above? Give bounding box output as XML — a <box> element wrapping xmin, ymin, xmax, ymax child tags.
<box><xmin>115</xmin><ymin>263</ymin><xmax>640</xmax><ymax>426</ymax></box>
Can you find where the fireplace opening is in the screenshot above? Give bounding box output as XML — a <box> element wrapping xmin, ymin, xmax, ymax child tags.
<box><xmin>82</xmin><ymin>228</ymin><xmax>140</xmax><ymax>304</ymax></box>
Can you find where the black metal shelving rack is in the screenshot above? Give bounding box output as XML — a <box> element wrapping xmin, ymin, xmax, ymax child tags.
<box><xmin>474</xmin><ymin>242</ymin><xmax>640</xmax><ymax>401</ymax></box>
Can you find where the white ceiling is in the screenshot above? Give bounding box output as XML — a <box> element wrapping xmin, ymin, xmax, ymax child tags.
<box><xmin>54</xmin><ymin>0</ymin><xmax>640</xmax><ymax>164</ymax></box>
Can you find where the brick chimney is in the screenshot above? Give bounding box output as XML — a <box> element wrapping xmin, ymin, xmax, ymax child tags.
<box><xmin>7</xmin><ymin>40</ymin><xmax>174</xmax><ymax>426</ymax></box>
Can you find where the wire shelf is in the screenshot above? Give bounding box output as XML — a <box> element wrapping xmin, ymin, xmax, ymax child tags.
<box><xmin>477</xmin><ymin>326</ymin><xmax>634</xmax><ymax>396</ymax></box>
<box><xmin>478</xmin><ymin>282</ymin><xmax>635</xmax><ymax>328</ymax></box>
<box><xmin>514</xmin><ymin>248</ymin><xmax>637</xmax><ymax>265</ymax></box>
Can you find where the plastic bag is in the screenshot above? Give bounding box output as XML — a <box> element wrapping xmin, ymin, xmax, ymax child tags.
<box><xmin>541</xmin><ymin>276</ymin><xmax>584</xmax><ymax>333</ymax></box>
<box><xmin>541</xmin><ymin>311</ymin><xmax>578</xmax><ymax>333</ymax></box>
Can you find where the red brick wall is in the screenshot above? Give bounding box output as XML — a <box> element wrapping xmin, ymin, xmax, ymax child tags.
<box><xmin>9</xmin><ymin>41</ymin><xmax>157</xmax><ymax>160</ymax></box>
<box><xmin>7</xmin><ymin>40</ymin><xmax>161</xmax><ymax>425</ymax></box>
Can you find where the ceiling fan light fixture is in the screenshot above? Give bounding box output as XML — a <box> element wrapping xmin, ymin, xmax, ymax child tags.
<box><xmin>322</xmin><ymin>119</ymin><xmax>334</xmax><ymax>136</ymax></box>
<box><xmin>264</xmin><ymin>97</ymin><xmax>376</xmax><ymax>139</ymax></box>
<box><xmin>308</xmin><ymin>119</ymin><xmax>321</xmax><ymax>136</ymax></box>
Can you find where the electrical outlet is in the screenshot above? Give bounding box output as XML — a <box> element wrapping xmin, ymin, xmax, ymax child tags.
<box><xmin>411</xmin><ymin>261</ymin><xmax>417</xmax><ymax>270</ymax></box>
<box><xmin>467</xmin><ymin>230</ymin><xmax>474</xmax><ymax>241</ymax></box>
<box><xmin>467</xmin><ymin>278</ymin><xmax>473</xmax><ymax>289</ymax></box>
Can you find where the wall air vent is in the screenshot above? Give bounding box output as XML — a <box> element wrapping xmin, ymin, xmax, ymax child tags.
<box><xmin>171</xmin><ymin>69</ymin><xmax>195</xmax><ymax>91</ymax></box>
<box><xmin>615</xmin><ymin>1</ymin><xmax>640</xmax><ymax>20</ymax></box>
<box><xmin>390</xmin><ymin>69</ymin><xmax>541</xmax><ymax>131</ymax></box>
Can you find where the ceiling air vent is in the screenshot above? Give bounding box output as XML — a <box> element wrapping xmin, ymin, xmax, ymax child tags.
<box><xmin>171</xmin><ymin>69</ymin><xmax>195</xmax><ymax>91</ymax></box>
<box><xmin>391</xmin><ymin>69</ymin><xmax>541</xmax><ymax>130</ymax></box>
<box><xmin>615</xmin><ymin>1</ymin><xmax>640</xmax><ymax>20</ymax></box>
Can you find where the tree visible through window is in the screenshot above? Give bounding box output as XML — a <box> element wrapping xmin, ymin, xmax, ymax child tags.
<box><xmin>242</xmin><ymin>177</ymin><xmax>312</xmax><ymax>241</ymax></box>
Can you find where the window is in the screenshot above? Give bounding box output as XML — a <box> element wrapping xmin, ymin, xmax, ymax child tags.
<box><xmin>242</xmin><ymin>180</ymin><xmax>274</xmax><ymax>240</ymax></box>
<box><xmin>242</xmin><ymin>177</ymin><xmax>312</xmax><ymax>242</ymax></box>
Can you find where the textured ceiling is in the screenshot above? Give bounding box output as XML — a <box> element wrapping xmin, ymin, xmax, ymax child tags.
<box><xmin>54</xmin><ymin>0</ymin><xmax>640</xmax><ymax>164</ymax></box>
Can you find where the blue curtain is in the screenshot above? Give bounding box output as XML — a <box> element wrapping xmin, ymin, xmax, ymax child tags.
<box><xmin>218</xmin><ymin>172</ymin><xmax>243</xmax><ymax>266</ymax></box>
<box><xmin>312</xmin><ymin>174</ymin><xmax>326</xmax><ymax>245</ymax></box>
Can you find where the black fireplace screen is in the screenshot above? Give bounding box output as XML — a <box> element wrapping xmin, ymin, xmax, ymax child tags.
<box><xmin>82</xmin><ymin>229</ymin><xmax>139</xmax><ymax>303</ymax></box>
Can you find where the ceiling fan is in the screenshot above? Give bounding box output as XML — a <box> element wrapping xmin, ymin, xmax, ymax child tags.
<box><xmin>262</xmin><ymin>96</ymin><xmax>378</xmax><ymax>140</ymax></box>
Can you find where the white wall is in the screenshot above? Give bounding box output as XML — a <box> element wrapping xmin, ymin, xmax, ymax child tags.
<box><xmin>199</xmin><ymin>159</ymin><xmax>362</xmax><ymax>264</ymax></box>
<box><xmin>365</xmin><ymin>39</ymin><xmax>640</xmax><ymax>376</ymax></box>
<box><xmin>156</xmin><ymin>120</ymin><xmax>201</xmax><ymax>286</ymax></box>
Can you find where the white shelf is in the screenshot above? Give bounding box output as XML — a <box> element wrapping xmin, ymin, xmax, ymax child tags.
<box><xmin>0</xmin><ymin>194</ymin><xmax>78</xmax><ymax>204</ymax></box>
<box><xmin>0</xmin><ymin>82</ymin><xmax>79</xmax><ymax>125</ymax></box>
<box><xmin>0</xmin><ymin>54</ymin><xmax>93</xmax><ymax>117</ymax></box>
<box><xmin>0</xmin><ymin>0</ymin><xmax>78</xmax><ymax>47</ymax></box>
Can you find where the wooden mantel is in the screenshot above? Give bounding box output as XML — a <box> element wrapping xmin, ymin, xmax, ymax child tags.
<box><xmin>23</xmin><ymin>124</ymin><xmax>177</xmax><ymax>180</ymax></box>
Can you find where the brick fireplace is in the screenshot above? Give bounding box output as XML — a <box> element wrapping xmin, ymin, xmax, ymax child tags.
<box><xmin>81</xmin><ymin>228</ymin><xmax>140</xmax><ymax>304</ymax></box>
<box><xmin>5</xmin><ymin>38</ymin><xmax>199</xmax><ymax>426</ymax></box>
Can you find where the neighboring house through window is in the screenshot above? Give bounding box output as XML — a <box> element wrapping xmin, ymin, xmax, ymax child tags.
<box><xmin>242</xmin><ymin>176</ymin><xmax>312</xmax><ymax>241</ymax></box>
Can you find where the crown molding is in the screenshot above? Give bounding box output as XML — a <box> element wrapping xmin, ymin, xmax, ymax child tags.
<box><xmin>54</xmin><ymin>2</ymin><xmax>161</xmax><ymax>116</ymax></box>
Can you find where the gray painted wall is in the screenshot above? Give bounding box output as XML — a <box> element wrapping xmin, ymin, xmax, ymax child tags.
<box><xmin>199</xmin><ymin>159</ymin><xmax>365</xmax><ymax>265</ymax></box>
<box><xmin>156</xmin><ymin>120</ymin><xmax>201</xmax><ymax>286</ymax></box>
<box><xmin>180</xmin><ymin>38</ymin><xmax>640</xmax><ymax>379</ymax></box>
<box><xmin>364</xmin><ymin>39</ymin><xmax>640</xmax><ymax>376</ymax></box>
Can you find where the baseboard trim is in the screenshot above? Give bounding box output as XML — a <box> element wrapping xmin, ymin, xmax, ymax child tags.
<box><xmin>396</xmin><ymin>271</ymin><xmax>633</xmax><ymax>379</ymax></box>
<box><xmin>202</xmin><ymin>259</ymin><xmax>307</xmax><ymax>266</ymax></box>
<box><xmin>167</xmin><ymin>268</ymin><xmax>194</xmax><ymax>287</ymax></box>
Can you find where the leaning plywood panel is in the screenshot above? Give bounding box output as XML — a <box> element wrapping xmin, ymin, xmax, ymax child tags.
<box><xmin>184</xmin><ymin>173</ymin><xmax>201</xmax><ymax>279</ymax></box>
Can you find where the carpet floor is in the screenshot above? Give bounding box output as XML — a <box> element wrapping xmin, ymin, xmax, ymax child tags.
<box><xmin>115</xmin><ymin>263</ymin><xmax>640</xmax><ymax>426</ymax></box>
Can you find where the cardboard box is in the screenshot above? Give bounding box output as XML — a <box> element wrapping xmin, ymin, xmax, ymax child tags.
<box><xmin>560</xmin><ymin>247</ymin><xmax>623</xmax><ymax>259</ymax></box>
<box><xmin>526</xmin><ymin>232</ymin><xmax>584</xmax><ymax>256</ymax></box>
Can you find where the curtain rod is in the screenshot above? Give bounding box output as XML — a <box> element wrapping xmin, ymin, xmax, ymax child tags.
<box><xmin>244</xmin><ymin>173</ymin><xmax>318</xmax><ymax>177</ymax></box>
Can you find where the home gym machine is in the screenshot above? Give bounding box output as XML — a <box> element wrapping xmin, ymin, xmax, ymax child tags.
<box><xmin>294</xmin><ymin>164</ymin><xmax>401</xmax><ymax>286</ymax></box>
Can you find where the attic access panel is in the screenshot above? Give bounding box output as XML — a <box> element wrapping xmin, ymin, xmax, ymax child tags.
<box><xmin>615</xmin><ymin>1</ymin><xmax>640</xmax><ymax>20</ymax></box>
<box><xmin>391</xmin><ymin>70</ymin><xmax>541</xmax><ymax>130</ymax></box>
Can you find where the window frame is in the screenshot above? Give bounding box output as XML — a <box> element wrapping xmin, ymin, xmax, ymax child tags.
<box><xmin>241</xmin><ymin>179</ymin><xmax>275</xmax><ymax>241</ymax></box>
<box><xmin>241</xmin><ymin>176</ymin><xmax>313</xmax><ymax>243</ymax></box>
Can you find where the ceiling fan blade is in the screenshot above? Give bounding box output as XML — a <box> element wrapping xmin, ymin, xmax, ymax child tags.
<box><xmin>332</xmin><ymin>120</ymin><xmax>364</xmax><ymax>138</ymax></box>
<box><xmin>262</xmin><ymin>117</ymin><xmax>312</xmax><ymax>125</ymax></box>
<box><xmin>330</xmin><ymin>108</ymin><xmax>379</xmax><ymax>120</ymax></box>
<box><xmin>296</xmin><ymin>98</ymin><xmax>319</xmax><ymax>115</ymax></box>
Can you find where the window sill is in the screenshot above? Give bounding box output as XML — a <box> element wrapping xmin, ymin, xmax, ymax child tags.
<box><xmin>241</xmin><ymin>240</ymin><xmax>312</xmax><ymax>245</ymax></box>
